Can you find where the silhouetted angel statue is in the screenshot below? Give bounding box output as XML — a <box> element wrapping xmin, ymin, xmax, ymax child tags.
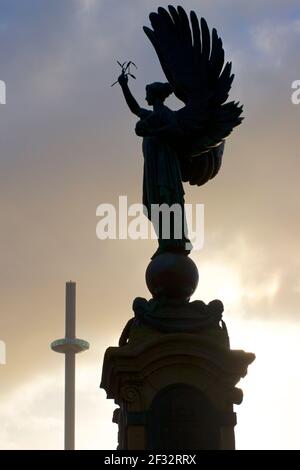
<box><xmin>117</xmin><ymin>6</ymin><xmax>243</xmax><ymax>258</ymax></box>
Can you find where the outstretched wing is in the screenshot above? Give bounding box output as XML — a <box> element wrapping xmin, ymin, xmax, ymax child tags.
<box><xmin>143</xmin><ymin>6</ymin><xmax>243</xmax><ymax>159</ymax></box>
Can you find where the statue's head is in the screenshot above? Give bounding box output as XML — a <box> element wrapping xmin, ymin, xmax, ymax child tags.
<box><xmin>146</xmin><ymin>82</ymin><xmax>173</xmax><ymax>105</ymax></box>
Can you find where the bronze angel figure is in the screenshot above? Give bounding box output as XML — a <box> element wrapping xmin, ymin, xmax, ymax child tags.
<box><xmin>117</xmin><ymin>6</ymin><xmax>243</xmax><ymax>258</ymax></box>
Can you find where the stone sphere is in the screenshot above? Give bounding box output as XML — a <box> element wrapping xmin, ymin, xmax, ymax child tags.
<box><xmin>146</xmin><ymin>252</ymin><xmax>199</xmax><ymax>300</ymax></box>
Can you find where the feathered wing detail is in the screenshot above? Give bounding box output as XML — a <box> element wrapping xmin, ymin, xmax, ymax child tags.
<box><xmin>180</xmin><ymin>141</ymin><xmax>225</xmax><ymax>187</ymax></box>
<box><xmin>143</xmin><ymin>6</ymin><xmax>243</xmax><ymax>186</ymax></box>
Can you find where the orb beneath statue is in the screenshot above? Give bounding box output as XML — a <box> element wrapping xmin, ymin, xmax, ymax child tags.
<box><xmin>146</xmin><ymin>252</ymin><xmax>199</xmax><ymax>301</ymax></box>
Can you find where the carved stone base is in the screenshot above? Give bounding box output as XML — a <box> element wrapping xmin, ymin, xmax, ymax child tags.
<box><xmin>100</xmin><ymin>305</ymin><xmax>255</xmax><ymax>450</ymax></box>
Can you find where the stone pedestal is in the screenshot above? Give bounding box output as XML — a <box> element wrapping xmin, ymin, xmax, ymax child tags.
<box><xmin>101</xmin><ymin>300</ymin><xmax>254</xmax><ymax>450</ymax></box>
<box><xmin>101</xmin><ymin>254</ymin><xmax>255</xmax><ymax>450</ymax></box>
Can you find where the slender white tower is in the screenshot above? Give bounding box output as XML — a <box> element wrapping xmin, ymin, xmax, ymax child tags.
<box><xmin>51</xmin><ymin>281</ymin><xmax>89</xmax><ymax>450</ymax></box>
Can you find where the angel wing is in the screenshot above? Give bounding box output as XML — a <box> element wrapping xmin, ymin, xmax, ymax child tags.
<box><xmin>143</xmin><ymin>6</ymin><xmax>243</xmax><ymax>186</ymax></box>
<box><xmin>180</xmin><ymin>141</ymin><xmax>225</xmax><ymax>186</ymax></box>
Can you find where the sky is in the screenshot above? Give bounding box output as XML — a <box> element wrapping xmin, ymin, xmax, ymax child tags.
<box><xmin>0</xmin><ymin>0</ymin><xmax>300</xmax><ymax>449</ymax></box>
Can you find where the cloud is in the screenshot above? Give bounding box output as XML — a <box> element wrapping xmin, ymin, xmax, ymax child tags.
<box><xmin>0</xmin><ymin>365</ymin><xmax>117</xmax><ymax>449</ymax></box>
<box><xmin>0</xmin><ymin>374</ymin><xmax>63</xmax><ymax>449</ymax></box>
<box><xmin>229</xmin><ymin>318</ymin><xmax>300</xmax><ymax>449</ymax></box>
<box><xmin>251</xmin><ymin>17</ymin><xmax>300</xmax><ymax>66</ymax></box>
<box><xmin>193</xmin><ymin>233</ymin><xmax>300</xmax><ymax>320</ymax></box>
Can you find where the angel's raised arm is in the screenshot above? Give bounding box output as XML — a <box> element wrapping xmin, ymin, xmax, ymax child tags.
<box><xmin>118</xmin><ymin>73</ymin><xmax>142</xmax><ymax>118</ymax></box>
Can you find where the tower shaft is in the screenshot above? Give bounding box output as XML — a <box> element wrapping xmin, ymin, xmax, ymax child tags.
<box><xmin>65</xmin><ymin>351</ymin><xmax>75</xmax><ymax>450</ymax></box>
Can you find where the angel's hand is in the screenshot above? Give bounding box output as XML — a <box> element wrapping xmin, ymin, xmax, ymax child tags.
<box><xmin>118</xmin><ymin>72</ymin><xmax>128</xmax><ymax>87</ymax></box>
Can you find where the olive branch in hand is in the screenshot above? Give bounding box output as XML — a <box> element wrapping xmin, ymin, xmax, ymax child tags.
<box><xmin>111</xmin><ymin>60</ymin><xmax>137</xmax><ymax>87</ymax></box>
